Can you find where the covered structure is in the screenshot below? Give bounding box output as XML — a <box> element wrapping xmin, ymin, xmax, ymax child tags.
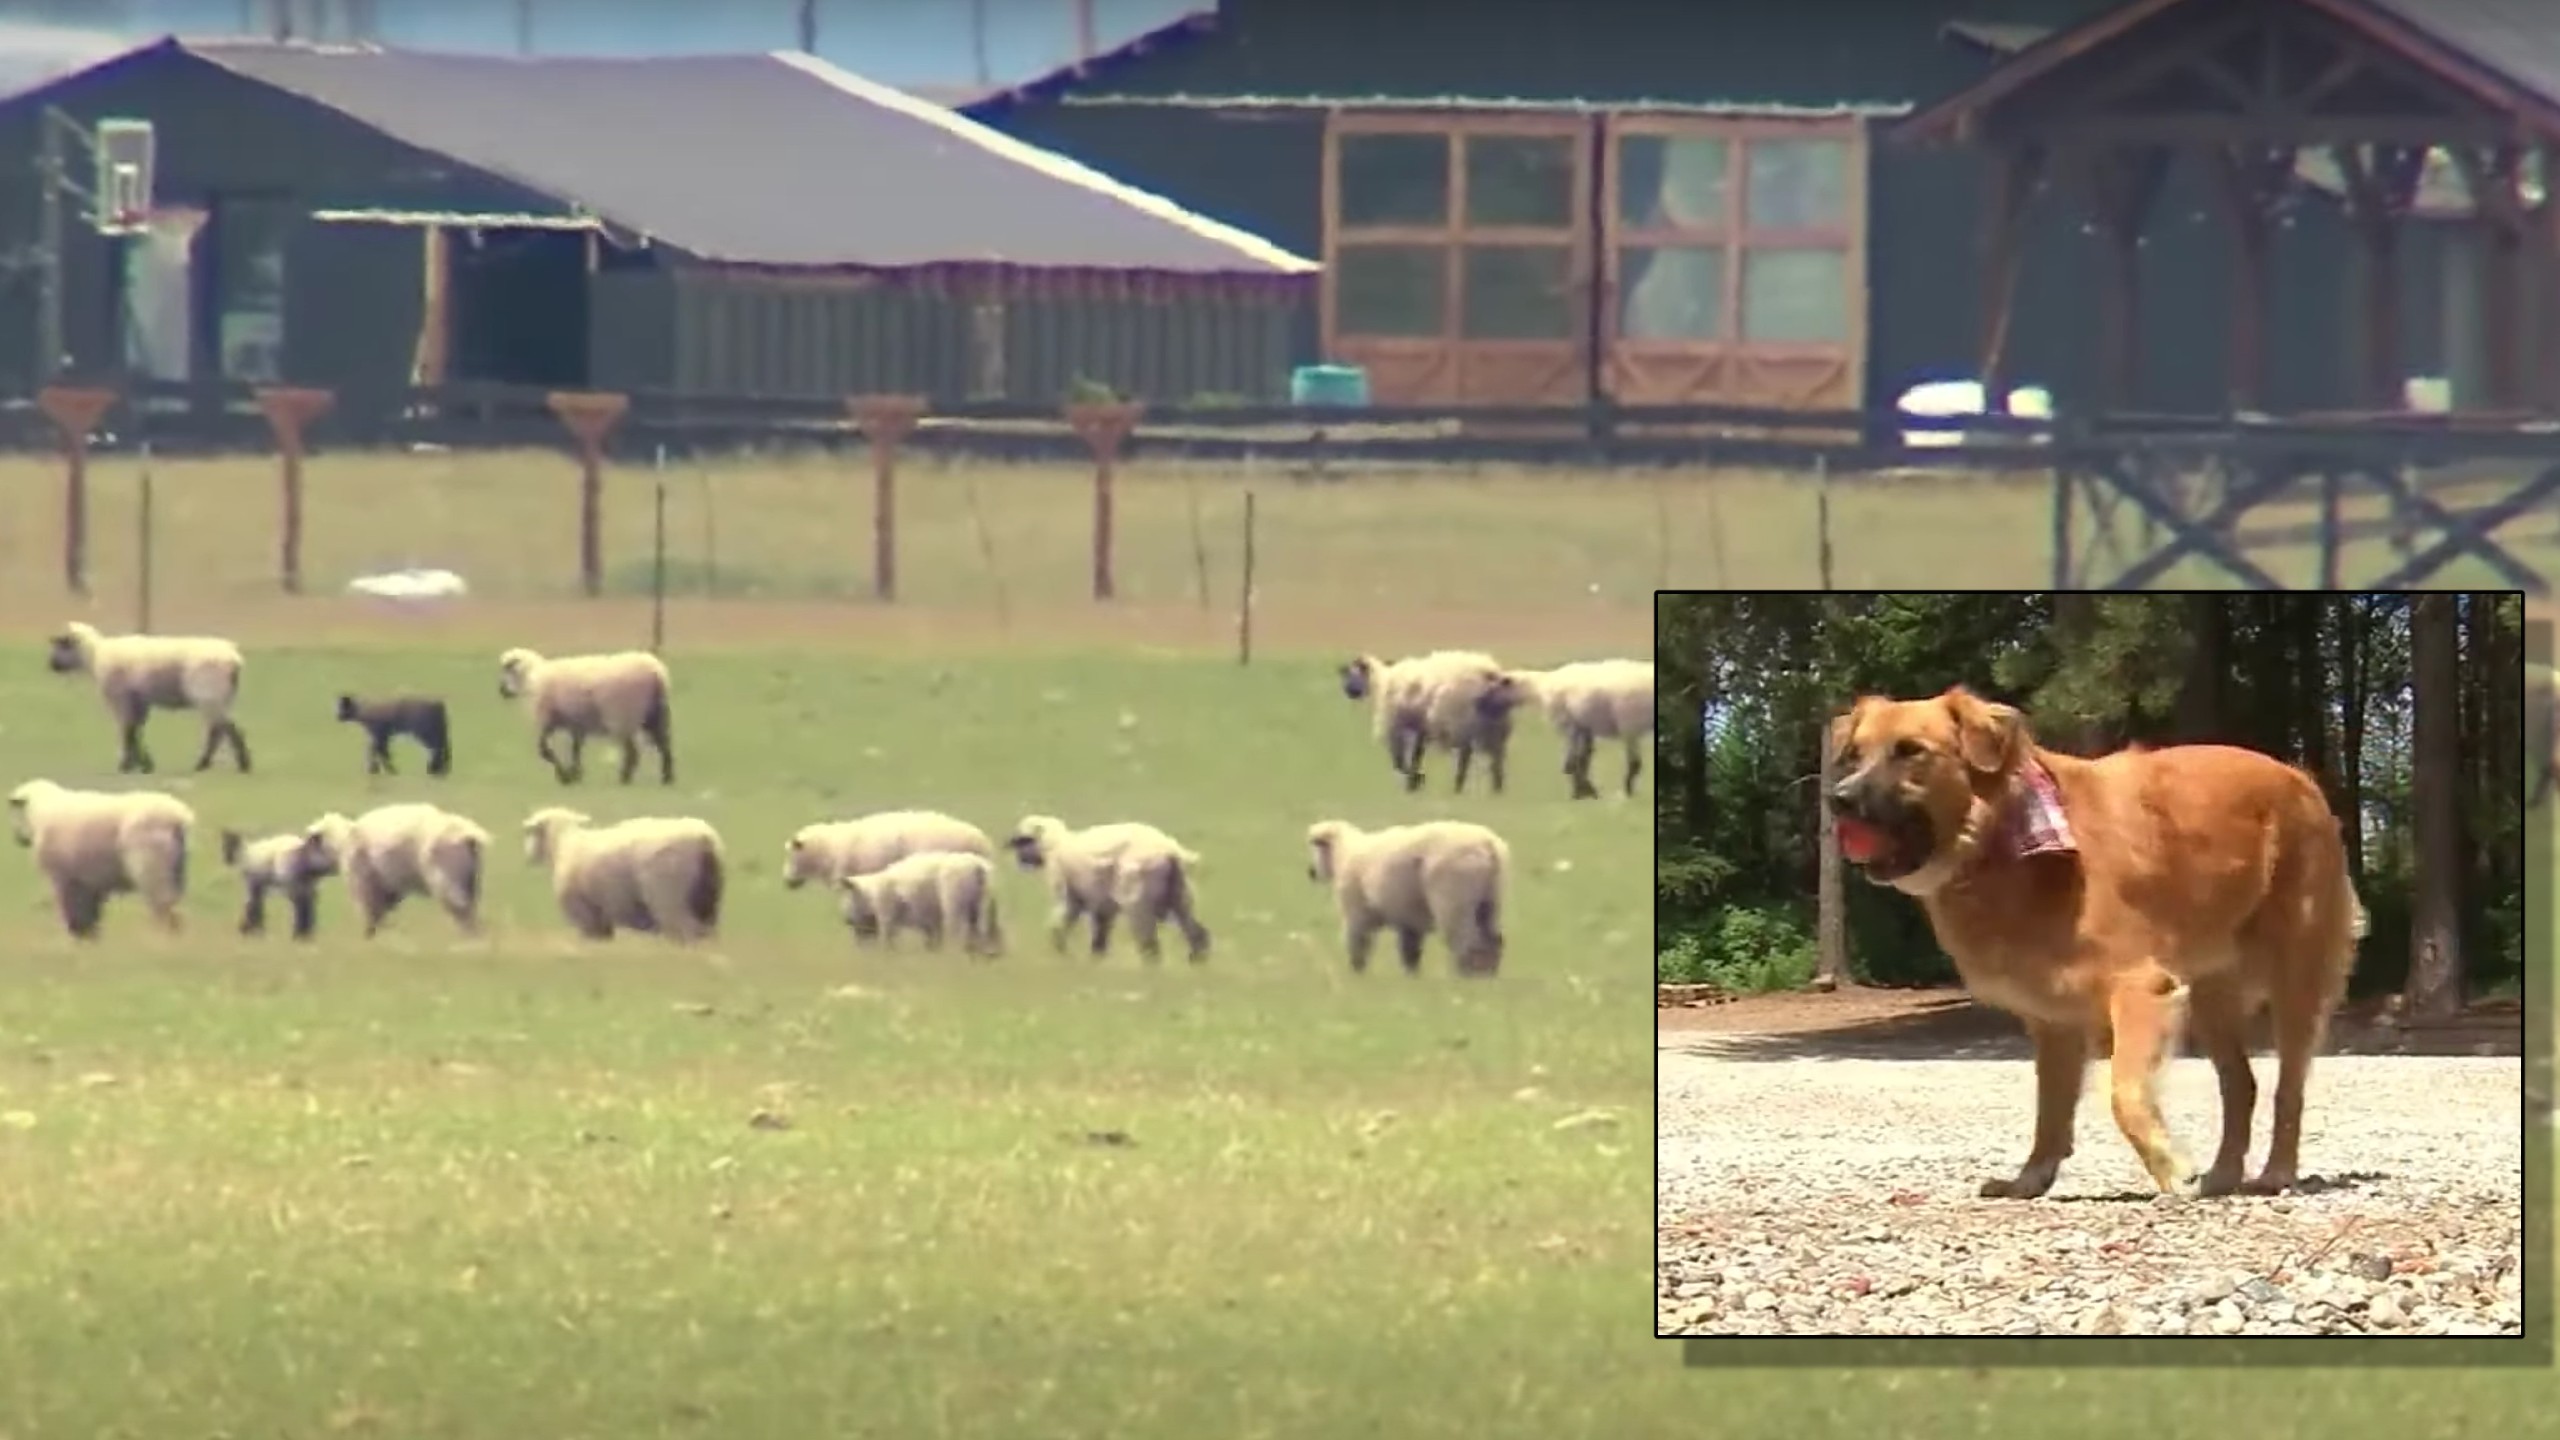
<box><xmin>1898</xmin><ymin>0</ymin><xmax>2560</xmax><ymax>417</ymax></box>
<box><xmin>0</xmin><ymin>37</ymin><xmax>1314</xmax><ymax>405</ymax></box>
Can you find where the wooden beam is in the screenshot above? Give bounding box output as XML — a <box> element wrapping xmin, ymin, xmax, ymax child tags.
<box><xmin>2022</xmin><ymin>114</ymin><xmax>2517</xmax><ymax>146</ymax></box>
<box><xmin>2079</xmin><ymin>144</ymin><xmax>2172</xmax><ymax>410</ymax></box>
<box><xmin>2207</xmin><ymin>142</ymin><xmax>2295</xmax><ymax>411</ymax></box>
<box><xmin>2334</xmin><ymin>142</ymin><xmax>2429</xmax><ymax>408</ymax></box>
<box><xmin>2074</xmin><ymin>12</ymin><xmax>2264</xmax><ymax>114</ymax></box>
<box><xmin>1979</xmin><ymin>143</ymin><xmax>2044</xmax><ymax>400</ymax></box>
<box><xmin>2454</xmin><ymin>144</ymin><xmax>2528</xmax><ymax>409</ymax></box>
<box><xmin>2542</xmin><ymin>144</ymin><xmax>2560</xmax><ymax>410</ymax></box>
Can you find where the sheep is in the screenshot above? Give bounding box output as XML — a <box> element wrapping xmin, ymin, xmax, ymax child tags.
<box><xmin>219</xmin><ymin>825</ymin><xmax>339</xmax><ymax>939</ymax></box>
<box><xmin>496</xmin><ymin>648</ymin><xmax>676</xmax><ymax>786</ymax></box>
<box><xmin>522</xmin><ymin>806</ymin><xmax>724</xmax><ymax>942</ymax></box>
<box><xmin>46</xmin><ymin>621</ymin><xmax>252</xmax><ymax>774</ymax></box>
<box><xmin>1477</xmin><ymin>658</ymin><xmax>1657</xmax><ymax>799</ymax></box>
<box><xmin>1304</xmin><ymin>818</ymin><xmax>1509</xmax><ymax>977</ymax></box>
<box><xmin>1004</xmin><ymin>814</ymin><xmax>1210</xmax><ymax>963</ymax></box>
<box><xmin>8</xmin><ymin>779</ymin><xmax>193</xmax><ymax>939</ymax></box>
<box><xmin>781</xmin><ymin>810</ymin><xmax>996</xmax><ymax>892</ymax></box>
<box><xmin>837</xmin><ymin>850</ymin><xmax>1005</xmax><ymax>958</ymax></box>
<box><xmin>1338</xmin><ymin>649</ymin><xmax>1515</xmax><ymax>794</ymax></box>
<box><xmin>335</xmin><ymin>693</ymin><xmax>453</xmax><ymax>777</ymax></box>
<box><xmin>305</xmin><ymin>802</ymin><xmax>490</xmax><ymax>938</ymax></box>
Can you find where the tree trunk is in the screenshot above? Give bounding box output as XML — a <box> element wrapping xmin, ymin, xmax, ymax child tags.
<box><xmin>2336</xmin><ymin>595</ymin><xmax>2368</xmax><ymax>879</ymax></box>
<box><xmin>2406</xmin><ymin>592</ymin><xmax>2466</xmax><ymax>1020</ymax></box>
<box><xmin>1814</xmin><ymin>711</ymin><xmax>1856</xmax><ymax>991</ymax></box>
<box><xmin>2173</xmin><ymin>593</ymin><xmax>2228</xmax><ymax>742</ymax></box>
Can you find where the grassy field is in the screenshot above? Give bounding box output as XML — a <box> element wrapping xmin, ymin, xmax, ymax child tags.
<box><xmin>0</xmin><ymin>447</ymin><xmax>2543</xmax><ymax>1438</ymax></box>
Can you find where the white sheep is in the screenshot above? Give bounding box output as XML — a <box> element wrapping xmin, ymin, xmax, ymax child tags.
<box><xmin>1304</xmin><ymin>818</ymin><xmax>1510</xmax><ymax>977</ymax></box>
<box><xmin>522</xmin><ymin>806</ymin><xmax>724</xmax><ymax>942</ymax></box>
<box><xmin>219</xmin><ymin>825</ymin><xmax>339</xmax><ymax>939</ymax></box>
<box><xmin>1478</xmin><ymin>658</ymin><xmax>1657</xmax><ymax>799</ymax></box>
<box><xmin>1005</xmin><ymin>814</ymin><xmax>1210</xmax><ymax>963</ymax></box>
<box><xmin>838</xmin><ymin>850</ymin><xmax>1005</xmax><ymax>957</ymax></box>
<box><xmin>305</xmin><ymin>802</ymin><xmax>491</xmax><ymax>938</ymax></box>
<box><xmin>782</xmin><ymin>810</ymin><xmax>996</xmax><ymax>892</ymax></box>
<box><xmin>1340</xmin><ymin>649</ymin><xmax>1515</xmax><ymax>794</ymax></box>
<box><xmin>496</xmin><ymin>648</ymin><xmax>677</xmax><ymax>786</ymax></box>
<box><xmin>47</xmin><ymin>621</ymin><xmax>252</xmax><ymax>773</ymax></box>
<box><xmin>9</xmin><ymin>778</ymin><xmax>194</xmax><ymax>938</ymax></box>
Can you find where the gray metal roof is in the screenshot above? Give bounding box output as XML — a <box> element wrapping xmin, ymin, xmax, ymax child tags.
<box><xmin>162</xmin><ymin>38</ymin><xmax>1311</xmax><ymax>276</ymax></box>
<box><xmin>2362</xmin><ymin>0</ymin><xmax>2560</xmax><ymax>114</ymax></box>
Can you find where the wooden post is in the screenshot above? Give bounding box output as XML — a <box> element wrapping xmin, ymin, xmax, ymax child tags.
<box><xmin>2334</xmin><ymin>143</ymin><xmax>2428</xmax><ymax>409</ymax></box>
<box><xmin>1066</xmin><ymin>401</ymin><xmax>1143</xmax><ymax>602</ymax></box>
<box><xmin>256</xmin><ymin>387</ymin><xmax>334</xmax><ymax>594</ymax></box>
<box><xmin>546</xmin><ymin>391</ymin><xmax>629</xmax><ymax>597</ymax></box>
<box><xmin>37</xmin><ymin>385</ymin><xmax>115</xmax><ymax>597</ymax></box>
<box><xmin>1978</xmin><ymin>144</ymin><xmax>2044</xmax><ymax>401</ymax></box>
<box><xmin>2453</xmin><ymin>145</ymin><xmax>2526</xmax><ymax>410</ymax></box>
<box><xmin>2078</xmin><ymin>144</ymin><xmax>2171</xmax><ymax>412</ymax></box>
<box><xmin>1237</xmin><ymin>490</ymin><xmax>1257</xmax><ymax>666</ymax></box>
<box><xmin>848</xmin><ymin>395</ymin><xmax>925</xmax><ymax>603</ymax></box>
<box><xmin>2207</xmin><ymin>145</ymin><xmax>2295</xmax><ymax>414</ymax></box>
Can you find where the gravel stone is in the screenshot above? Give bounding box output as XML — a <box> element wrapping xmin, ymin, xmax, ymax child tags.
<box><xmin>1658</xmin><ymin>1036</ymin><xmax>2525</xmax><ymax>1338</ymax></box>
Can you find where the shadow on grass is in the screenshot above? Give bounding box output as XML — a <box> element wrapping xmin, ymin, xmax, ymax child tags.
<box><xmin>1664</xmin><ymin>992</ymin><xmax>2525</xmax><ymax>1063</ymax></box>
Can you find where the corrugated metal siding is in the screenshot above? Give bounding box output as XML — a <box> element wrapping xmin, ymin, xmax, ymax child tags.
<box><xmin>667</xmin><ymin>267</ymin><xmax>1299</xmax><ymax>403</ymax></box>
<box><xmin>589</xmin><ymin>265</ymin><xmax>676</xmax><ymax>393</ymax></box>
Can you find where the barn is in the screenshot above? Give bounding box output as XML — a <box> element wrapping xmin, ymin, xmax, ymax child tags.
<box><xmin>967</xmin><ymin>0</ymin><xmax>2387</xmax><ymax>416</ymax></box>
<box><xmin>0</xmin><ymin>36</ymin><xmax>1314</xmax><ymax>413</ymax></box>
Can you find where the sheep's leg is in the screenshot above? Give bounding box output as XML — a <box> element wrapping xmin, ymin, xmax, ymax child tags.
<box><xmin>1486</xmin><ymin>732</ymin><xmax>1509</xmax><ymax>794</ymax></box>
<box><xmin>118</xmin><ymin>708</ymin><xmax>154</xmax><ymax>774</ymax></box>
<box><xmin>55</xmin><ymin>880</ymin><xmax>104</xmax><ymax>940</ymax></box>
<box><xmin>221</xmin><ymin>718</ymin><xmax>253</xmax><ymax>773</ymax></box>
<box><xmin>1621</xmin><ymin>735</ymin><xmax>1644</xmax><ymax>796</ymax></box>
<box><xmin>286</xmin><ymin>884</ymin><xmax>319</xmax><ymax>941</ymax></box>
<box><xmin>1174</xmin><ymin>904</ymin><xmax>1211</xmax><ymax>964</ymax></box>
<box><xmin>1047</xmin><ymin>895</ymin><xmax>1085</xmax><ymax>955</ymax></box>
<box><xmin>1395</xmin><ymin>926</ymin><xmax>1427</xmax><ymax>975</ymax></box>
<box><xmin>237</xmin><ymin>881</ymin><xmax>268</xmax><ymax>936</ymax></box>
<box><xmin>617</xmin><ymin>734</ymin><xmax>643</xmax><ymax>786</ymax></box>
<box><xmin>1564</xmin><ymin>729</ymin><xmax>1601</xmax><ymax>800</ymax></box>
<box><xmin>1127</xmin><ymin>910</ymin><xmax>1163</xmax><ymax>964</ymax></box>
<box><xmin>1451</xmin><ymin>741</ymin><xmax>1475</xmax><ymax>794</ymax></box>
<box><xmin>425</xmin><ymin>733</ymin><xmax>453</xmax><ymax>777</ymax></box>
<box><xmin>367</xmin><ymin>730</ymin><xmax>395</xmax><ymax>776</ymax></box>
<box><xmin>645</xmin><ymin>708</ymin><xmax>677</xmax><ymax>785</ymax></box>
<box><xmin>1343</xmin><ymin>917</ymin><xmax>1380</xmax><ymax>973</ymax></box>
<box><xmin>1401</xmin><ymin>736</ymin><xmax>1430</xmax><ymax>793</ymax></box>
<box><xmin>1088</xmin><ymin>906</ymin><xmax>1117</xmax><ymax>958</ymax></box>
<box><xmin>535</xmin><ymin>723</ymin><xmax>572</xmax><ymax>783</ymax></box>
<box><xmin>362</xmin><ymin>889</ymin><xmax>406</xmax><ymax>940</ymax></box>
<box><xmin>562</xmin><ymin>732</ymin><xmax>589</xmax><ymax>784</ymax></box>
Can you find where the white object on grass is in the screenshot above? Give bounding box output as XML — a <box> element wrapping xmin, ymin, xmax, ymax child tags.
<box><xmin>346</xmin><ymin>568</ymin><xmax>469</xmax><ymax>601</ymax></box>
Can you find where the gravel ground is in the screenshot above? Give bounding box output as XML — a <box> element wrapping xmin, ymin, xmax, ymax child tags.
<box><xmin>1657</xmin><ymin>1004</ymin><xmax>2527</xmax><ymax>1338</ymax></box>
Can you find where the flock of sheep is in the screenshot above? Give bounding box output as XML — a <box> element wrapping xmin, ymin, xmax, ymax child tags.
<box><xmin>12</xmin><ymin>624</ymin><xmax>1653</xmax><ymax>977</ymax></box>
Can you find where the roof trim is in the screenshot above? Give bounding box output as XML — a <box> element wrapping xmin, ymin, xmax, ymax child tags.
<box><xmin>309</xmin><ymin>208</ymin><xmax>605</xmax><ymax>230</ymax></box>
<box><xmin>1902</xmin><ymin>0</ymin><xmax>2560</xmax><ymax>145</ymax></box>
<box><xmin>960</xmin><ymin>8</ymin><xmax>1218</xmax><ymax>117</ymax></box>
<box><xmin>770</xmin><ymin>50</ymin><xmax>1317</xmax><ymax>274</ymax></box>
<box><xmin>1052</xmin><ymin>92</ymin><xmax>1914</xmax><ymax>119</ymax></box>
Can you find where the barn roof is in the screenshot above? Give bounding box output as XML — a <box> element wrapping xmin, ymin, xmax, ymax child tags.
<box><xmin>54</xmin><ymin>37</ymin><xmax>1314</xmax><ymax>277</ymax></box>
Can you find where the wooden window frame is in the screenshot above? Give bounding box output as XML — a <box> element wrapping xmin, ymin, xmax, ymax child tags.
<box><xmin>1603</xmin><ymin>113</ymin><xmax>1869</xmax><ymax>358</ymax></box>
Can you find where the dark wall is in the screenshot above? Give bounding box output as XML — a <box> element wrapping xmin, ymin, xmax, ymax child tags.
<box><xmin>0</xmin><ymin>44</ymin><xmax>557</xmax><ymax>396</ymax></box>
<box><xmin>981</xmin><ymin>0</ymin><xmax>2372</xmax><ymax>414</ymax></box>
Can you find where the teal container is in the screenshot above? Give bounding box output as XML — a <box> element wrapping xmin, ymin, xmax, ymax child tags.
<box><xmin>1290</xmin><ymin>363</ymin><xmax>1370</xmax><ymax>408</ymax></box>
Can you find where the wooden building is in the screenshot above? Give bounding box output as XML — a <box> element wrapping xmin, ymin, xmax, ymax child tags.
<box><xmin>969</xmin><ymin>0</ymin><xmax>2379</xmax><ymax>415</ymax></box>
<box><xmin>0</xmin><ymin>37</ymin><xmax>1313</xmax><ymax>411</ymax></box>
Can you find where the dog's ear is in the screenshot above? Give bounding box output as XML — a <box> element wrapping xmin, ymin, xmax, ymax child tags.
<box><xmin>1941</xmin><ymin>687</ymin><xmax>2027</xmax><ymax>776</ymax></box>
<box><xmin>1825</xmin><ymin>697</ymin><xmax>1882</xmax><ymax>769</ymax></box>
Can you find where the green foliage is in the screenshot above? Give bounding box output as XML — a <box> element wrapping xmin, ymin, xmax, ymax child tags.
<box><xmin>1657</xmin><ymin>905</ymin><xmax>1816</xmax><ymax>993</ymax></box>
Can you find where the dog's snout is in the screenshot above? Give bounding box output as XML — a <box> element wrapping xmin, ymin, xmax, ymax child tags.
<box><xmin>1828</xmin><ymin>776</ymin><xmax>1864</xmax><ymax>814</ymax></box>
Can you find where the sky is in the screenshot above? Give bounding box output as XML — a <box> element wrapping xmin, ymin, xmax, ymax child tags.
<box><xmin>0</xmin><ymin>0</ymin><xmax>1202</xmax><ymax>92</ymax></box>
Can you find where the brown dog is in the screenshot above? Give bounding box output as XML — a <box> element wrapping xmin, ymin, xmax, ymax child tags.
<box><xmin>1825</xmin><ymin>686</ymin><xmax>2363</xmax><ymax>1200</ymax></box>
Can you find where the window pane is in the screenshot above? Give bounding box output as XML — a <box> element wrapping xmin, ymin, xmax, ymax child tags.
<box><xmin>1744</xmin><ymin>137</ymin><xmax>1849</xmax><ymax>230</ymax></box>
<box><xmin>1616</xmin><ymin>135</ymin><xmax>1729</xmax><ymax>229</ymax></box>
<box><xmin>1461</xmin><ymin>245</ymin><xmax>1574</xmax><ymax>340</ymax></box>
<box><xmin>1740</xmin><ymin>246</ymin><xmax>1849</xmax><ymax>343</ymax></box>
<box><xmin>1335</xmin><ymin>243</ymin><xmax>1448</xmax><ymax>338</ymax></box>
<box><xmin>1338</xmin><ymin>132</ymin><xmax>1450</xmax><ymax>228</ymax></box>
<box><xmin>1465</xmin><ymin>134</ymin><xmax>1576</xmax><ymax>228</ymax></box>
<box><xmin>1618</xmin><ymin>244</ymin><xmax>1725</xmax><ymax>340</ymax></box>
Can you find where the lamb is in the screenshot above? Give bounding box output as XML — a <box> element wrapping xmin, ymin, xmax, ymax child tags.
<box><xmin>1477</xmin><ymin>658</ymin><xmax>1657</xmax><ymax>799</ymax></box>
<box><xmin>522</xmin><ymin>806</ymin><xmax>724</xmax><ymax>942</ymax></box>
<box><xmin>46</xmin><ymin>621</ymin><xmax>252</xmax><ymax>774</ymax></box>
<box><xmin>305</xmin><ymin>802</ymin><xmax>490</xmax><ymax>938</ymax></box>
<box><xmin>1338</xmin><ymin>649</ymin><xmax>1515</xmax><ymax>794</ymax></box>
<box><xmin>1303</xmin><ymin>818</ymin><xmax>1509</xmax><ymax>977</ymax></box>
<box><xmin>1005</xmin><ymin>814</ymin><xmax>1210</xmax><ymax>963</ymax></box>
<box><xmin>335</xmin><ymin>693</ymin><xmax>453</xmax><ymax>777</ymax></box>
<box><xmin>781</xmin><ymin>810</ymin><xmax>996</xmax><ymax>892</ymax></box>
<box><xmin>496</xmin><ymin>648</ymin><xmax>676</xmax><ymax>786</ymax></box>
<box><xmin>838</xmin><ymin>850</ymin><xmax>1005</xmax><ymax>957</ymax></box>
<box><xmin>9</xmin><ymin>778</ymin><xmax>194</xmax><ymax>938</ymax></box>
<box><xmin>220</xmin><ymin>825</ymin><xmax>339</xmax><ymax>939</ymax></box>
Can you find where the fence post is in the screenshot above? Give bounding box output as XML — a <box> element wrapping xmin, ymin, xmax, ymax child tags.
<box><xmin>546</xmin><ymin>391</ymin><xmax>630</xmax><ymax>598</ymax></box>
<box><xmin>848</xmin><ymin>394</ymin><xmax>925</xmax><ymax>603</ymax></box>
<box><xmin>256</xmin><ymin>386</ymin><xmax>334</xmax><ymax>595</ymax></box>
<box><xmin>1066</xmin><ymin>401</ymin><xmax>1143</xmax><ymax>602</ymax></box>
<box><xmin>37</xmin><ymin>385</ymin><xmax>115</xmax><ymax>598</ymax></box>
<box><xmin>1237</xmin><ymin>489</ymin><xmax>1257</xmax><ymax>666</ymax></box>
